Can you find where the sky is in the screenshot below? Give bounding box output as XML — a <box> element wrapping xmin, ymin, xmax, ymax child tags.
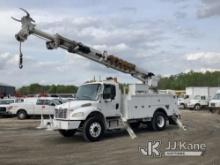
<box><xmin>0</xmin><ymin>0</ymin><xmax>220</xmax><ymax>87</ymax></box>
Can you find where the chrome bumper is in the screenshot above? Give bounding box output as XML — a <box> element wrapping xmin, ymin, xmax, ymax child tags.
<box><xmin>39</xmin><ymin>119</ymin><xmax>81</xmax><ymax>130</ymax></box>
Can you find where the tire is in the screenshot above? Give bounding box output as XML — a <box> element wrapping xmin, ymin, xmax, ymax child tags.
<box><xmin>59</xmin><ymin>129</ymin><xmax>76</xmax><ymax>137</ymax></box>
<box><xmin>150</xmin><ymin>111</ymin><xmax>167</xmax><ymax>131</ymax></box>
<box><xmin>194</xmin><ymin>104</ymin><xmax>201</xmax><ymax>110</ymax></box>
<box><xmin>83</xmin><ymin>117</ymin><xmax>105</xmax><ymax>142</ymax></box>
<box><xmin>17</xmin><ymin>110</ymin><xmax>28</xmax><ymax>120</ymax></box>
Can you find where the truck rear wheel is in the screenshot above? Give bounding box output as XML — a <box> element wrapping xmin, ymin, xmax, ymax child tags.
<box><xmin>83</xmin><ymin>117</ymin><xmax>104</xmax><ymax>142</ymax></box>
<box><xmin>150</xmin><ymin>111</ymin><xmax>167</xmax><ymax>131</ymax></box>
<box><xmin>17</xmin><ymin>110</ymin><xmax>28</xmax><ymax>120</ymax></box>
<box><xmin>59</xmin><ymin>130</ymin><xmax>76</xmax><ymax>137</ymax></box>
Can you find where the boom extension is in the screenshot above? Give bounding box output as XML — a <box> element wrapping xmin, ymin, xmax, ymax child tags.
<box><xmin>13</xmin><ymin>9</ymin><xmax>158</xmax><ymax>86</ymax></box>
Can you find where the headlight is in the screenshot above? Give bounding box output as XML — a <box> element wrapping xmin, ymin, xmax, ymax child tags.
<box><xmin>71</xmin><ymin>112</ymin><xmax>84</xmax><ymax>118</ymax></box>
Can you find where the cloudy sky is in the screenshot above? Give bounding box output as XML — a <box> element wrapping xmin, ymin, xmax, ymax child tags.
<box><xmin>0</xmin><ymin>0</ymin><xmax>220</xmax><ymax>87</ymax></box>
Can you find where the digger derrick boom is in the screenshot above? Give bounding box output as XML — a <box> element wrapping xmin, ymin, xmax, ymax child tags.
<box><xmin>13</xmin><ymin>9</ymin><xmax>158</xmax><ymax>86</ymax></box>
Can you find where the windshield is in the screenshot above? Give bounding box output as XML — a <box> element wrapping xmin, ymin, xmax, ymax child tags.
<box><xmin>0</xmin><ymin>100</ymin><xmax>14</xmax><ymax>105</ymax></box>
<box><xmin>76</xmin><ymin>84</ymin><xmax>101</xmax><ymax>101</ymax></box>
<box><xmin>213</xmin><ymin>94</ymin><xmax>220</xmax><ymax>100</ymax></box>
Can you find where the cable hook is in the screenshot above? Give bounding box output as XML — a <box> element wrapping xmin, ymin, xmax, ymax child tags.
<box><xmin>19</xmin><ymin>42</ymin><xmax>23</xmax><ymax>69</ymax></box>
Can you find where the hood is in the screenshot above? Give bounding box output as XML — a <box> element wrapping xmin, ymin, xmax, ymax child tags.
<box><xmin>56</xmin><ymin>100</ymin><xmax>95</xmax><ymax>110</ymax></box>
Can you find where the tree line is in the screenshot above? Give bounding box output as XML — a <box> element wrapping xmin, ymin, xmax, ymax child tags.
<box><xmin>158</xmin><ymin>71</ymin><xmax>220</xmax><ymax>90</ymax></box>
<box><xmin>18</xmin><ymin>83</ymin><xmax>78</xmax><ymax>95</ymax></box>
<box><xmin>17</xmin><ymin>71</ymin><xmax>220</xmax><ymax>94</ymax></box>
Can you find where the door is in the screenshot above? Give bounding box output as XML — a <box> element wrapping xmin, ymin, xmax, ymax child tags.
<box><xmin>35</xmin><ymin>99</ymin><xmax>54</xmax><ymax>115</ymax></box>
<box><xmin>101</xmin><ymin>84</ymin><xmax>120</xmax><ymax>117</ymax></box>
<box><xmin>201</xmin><ymin>96</ymin><xmax>208</xmax><ymax>106</ymax></box>
<box><xmin>35</xmin><ymin>99</ymin><xmax>47</xmax><ymax>115</ymax></box>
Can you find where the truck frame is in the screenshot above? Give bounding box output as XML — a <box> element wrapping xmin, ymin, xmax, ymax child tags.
<box><xmin>13</xmin><ymin>9</ymin><xmax>181</xmax><ymax>141</ymax></box>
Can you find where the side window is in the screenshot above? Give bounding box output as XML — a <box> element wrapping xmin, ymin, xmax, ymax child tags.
<box><xmin>36</xmin><ymin>99</ymin><xmax>44</xmax><ymax>105</ymax></box>
<box><xmin>201</xmin><ymin>96</ymin><xmax>206</xmax><ymax>100</ymax></box>
<box><xmin>37</xmin><ymin>99</ymin><xmax>52</xmax><ymax>105</ymax></box>
<box><xmin>49</xmin><ymin>100</ymin><xmax>57</xmax><ymax>106</ymax></box>
<box><xmin>103</xmin><ymin>84</ymin><xmax>116</xmax><ymax>100</ymax></box>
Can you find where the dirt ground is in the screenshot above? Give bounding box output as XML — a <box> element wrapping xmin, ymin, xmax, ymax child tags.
<box><xmin>0</xmin><ymin>110</ymin><xmax>219</xmax><ymax>165</ymax></box>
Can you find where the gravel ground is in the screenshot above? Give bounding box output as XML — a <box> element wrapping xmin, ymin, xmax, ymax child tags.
<box><xmin>0</xmin><ymin>110</ymin><xmax>219</xmax><ymax>165</ymax></box>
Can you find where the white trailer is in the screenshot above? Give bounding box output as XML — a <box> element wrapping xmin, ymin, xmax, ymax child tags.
<box><xmin>186</xmin><ymin>87</ymin><xmax>220</xmax><ymax>99</ymax></box>
<box><xmin>12</xmin><ymin>9</ymin><xmax>181</xmax><ymax>141</ymax></box>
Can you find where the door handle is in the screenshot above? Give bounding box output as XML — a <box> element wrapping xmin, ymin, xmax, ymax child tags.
<box><xmin>116</xmin><ymin>103</ymin><xmax>119</xmax><ymax>109</ymax></box>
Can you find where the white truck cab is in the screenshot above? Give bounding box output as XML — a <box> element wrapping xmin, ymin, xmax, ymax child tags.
<box><xmin>177</xmin><ymin>95</ymin><xmax>190</xmax><ymax>109</ymax></box>
<box><xmin>48</xmin><ymin>79</ymin><xmax>180</xmax><ymax>142</ymax></box>
<box><xmin>209</xmin><ymin>90</ymin><xmax>220</xmax><ymax>112</ymax></box>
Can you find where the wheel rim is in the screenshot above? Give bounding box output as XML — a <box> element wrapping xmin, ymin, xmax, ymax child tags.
<box><xmin>89</xmin><ymin>122</ymin><xmax>102</xmax><ymax>138</ymax></box>
<box><xmin>19</xmin><ymin>113</ymin><xmax>25</xmax><ymax>119</ymax></box>
<box><xmin>157</xmin><ymin>116</ymin><xmax>165</xmax><ymax>128</ymax></box>
<box><xmin>195</xmin><ymin>105</ymin><xmax>200</xmax><ymax>110</ymax></box>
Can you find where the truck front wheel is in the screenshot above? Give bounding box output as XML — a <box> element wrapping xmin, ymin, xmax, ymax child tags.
<box><xmin>83</xmin><ymin>117</ymin><xmax>105</xmax><ymax>142</ymax></box>
<box><xmin>59</xmin><ymin>130</ymin><xmax>76</xmax><ymax>137</ymax></box>
<box><xmin>17</xmin><ymin>110</ymin><xmax>28</xmax><ymax>120</ymax></box>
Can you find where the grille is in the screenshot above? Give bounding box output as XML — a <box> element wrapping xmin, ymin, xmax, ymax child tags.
<box><xmin>210</xmin><ymin>103</ymin><xmax>215</xmax><ymax>107</ymax></box>
<box><xmin>55</xmin><ymin>108</ymin><xmax>67</xmax><ymax>118</ymax></box>
<box><xmin>0</xmin><ymin>107</ymin><xmax>6</xmax><ymax>112</ymax></box>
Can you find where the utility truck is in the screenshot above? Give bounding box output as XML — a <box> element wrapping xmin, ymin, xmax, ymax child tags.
<box><xmin>12</xmin><ymin>9</ymin><xmax>182</xmax><ymax>141</ymax></box>
<box><xmin>7</xmin><ymin>97</ymin><xmax>62</xmax><ymax>119</ymax></box>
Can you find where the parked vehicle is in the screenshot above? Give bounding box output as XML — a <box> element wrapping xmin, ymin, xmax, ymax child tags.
<box><xmin>179</xmin><ymin>87</ymin><xmax>220</xmax><ymax>110</ymax></box>
<box><xmin>0</xmin><ymin>98</ymin><xmax>24</xmax><ymax>116</ymax></box>
<box><xmin>209</xmin><ymin>90</ymin><xmax>220</xmax><ymax>112</ymax></box>
<box><xmin>187</xmin><ymin>95</ymin><xmax>209</xmax><ymax>110</ymax></box>
<box><xmin>7</xmin><ymin>97</ymin><xmax>62</xmax><ymax>119</ymax></box>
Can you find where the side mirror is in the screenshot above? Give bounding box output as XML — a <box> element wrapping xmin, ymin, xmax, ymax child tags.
<box><xmin>50</xmin><ymin>103</ymin><xmax>56</xmax><ymax>106</ymax></box>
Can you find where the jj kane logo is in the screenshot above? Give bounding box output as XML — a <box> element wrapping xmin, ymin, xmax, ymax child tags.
<box><xmin>139</xmin><ymin>140</ymin><xmax>206</xmax><ymax>157</ymax></box>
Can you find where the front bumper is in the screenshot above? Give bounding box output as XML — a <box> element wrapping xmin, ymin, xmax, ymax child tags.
<box><xmin>53</xmin><ymin>119</ymin><xmax>81</xmax><ymax>130</ymax></box>
<box><xmin>0</xmin><ymin>111</ymin><xmax>12</xmax><ymax>116</ymax></box>
<box><xmin>209</xmin><ymin>107</ymin><xmax>220</xmax><ymax>113</ymax></box>
<box><xmin>42</xmin><ymin>119</ymin><xmax>81</xmax><ymax>130</ymax></box>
